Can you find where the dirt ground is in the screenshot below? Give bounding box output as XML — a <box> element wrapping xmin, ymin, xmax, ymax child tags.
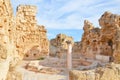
<box><xmin>17</xmin><ymin>57</ymin><xmax>68</xmax><ymax>80</ymax></box>
<box><xmin>16</xmin><ymin>55</ymin><xmax>107</xmax><ymax>80</ymax></box>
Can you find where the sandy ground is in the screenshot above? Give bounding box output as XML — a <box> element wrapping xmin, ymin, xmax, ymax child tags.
<box><xmin>16</xmin><ymin>56</ymin><xmax>109</xmax><ymax>80</ymax></box>
<box><xmin>16</xmin><ymin>58</ymin><xmax>68</xmax><ymax>80</ymax></box>
<box><xmin>20</xmin><ymin>68</ymin><xmax>67</xmax><ymax>80</ymax></box>
<box><xmin>16</xmin><ymin>54</ymin><xmax>109</xmax><ymax>80</ymax></box>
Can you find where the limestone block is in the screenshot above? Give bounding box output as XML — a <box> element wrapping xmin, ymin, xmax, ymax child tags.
<box><xmin>113</xmin><ymin>51</ymin><xmax>120</xmax><ymax>63</ymax></box>
<box><xmin>95</xmin><ymin>55</ymin><xmax>110</xmax><ymax>63</ymax></box>
<box><xmin>69</xmin><ymin>70</ymin><xmax>87</xmax><ymax>80</ymax></box>
<box><xmin>69</xmin><ymin>63</ymin><xmax>120</xmax><ymax>80</ymax></box>
<box><xmin>0</xmin><ymin>44</ymin><xmax>7</xmax><ymax>60</ymax></box>
<box><xmin>99</xmin><ymin>68</ymin><xmax>119</xmax><ymax>80</ymax></box>
<box><xmin>0</xmin><ymin>57</ymin><xmax>11</xmax><ymax>80</ymax></box>
<box><xmin>6</xmin><ymin>70</ymin><xmax>22</xmax><ymax>80</ymax></box>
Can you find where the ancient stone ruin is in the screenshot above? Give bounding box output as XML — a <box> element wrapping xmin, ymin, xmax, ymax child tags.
<box><xmin>69</xmin><ymin>11</ymin><xmax>120</xmax><ymax>80</ymax></box>
<box><xmin>0</xmin><ymin>0</ymin><xmax>49</xmax><ymax>79</ymax></box>
<box><xmin>50</xmin><ymin>33</ymin><xmax>74</xmax><ymax>58</ymax></box>
<box><xmin>16</xmin><ymin>5</ymin><xmax>49</xmax><ymax>60</ymax></box>
<box><xmin>79</xmin><ymin>11</ymin><xmax>120</xmax><ymax>63</ymax></box>
<box><xmin>72</xmin><ymin>42</ymin><xmax>81</xmax><ymax>53</ymax></box>
<box><xmin>1</xmin><ymin>0</ymin><xmax>120</xmax><ymax>79</ymax></box>
<box><xmin>70</xmin><ymin>63</ymin><xmax>120</xmax><ymax>80</ymax></box>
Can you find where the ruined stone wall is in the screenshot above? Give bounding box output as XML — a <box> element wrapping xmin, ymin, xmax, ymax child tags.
<box><xmin>69</xmin><ymin>63</ymin><xmax>120</xmax><ymax>80</ymax></box>
<box><xmin>79</xmin><ymin>11</ymin><xmax>120</xmax><ymax>63</ymax></box>
<box><xmin>50</xmin><ymin>33</ymin><xmax>74</xmax><ymax>58</ymax></box>
<box><xmin>51</xmin><ymin>34</ymin><xmax>74</xmax><ymax>49</ymax></box>
<box><xmin>80</xmin><ymin>20</ymin><xmax>101</xmax><ymax>59</ymax></box>
<box><xmin>72</xmin><ymin>42</ymin><xmax>81</xmax><ymax>53</ymax></box>
<box><xmin>0</xmin><ymin>0</ymin><xmax>49</xmax><ymax>79</ymax></box>
<box><xmin>0</xmin><ymin>0</ymin><xmax>22</xmax><ymax>79</ymax></box>
<box><xmin>99</xmin><ymin>11</ymin><xmax>120</xmax><ymax>63</ymax></box>
<box><xmin>16</xmin><ymin>5</ymin><xmax>49</xmax><ymax>60</ymax></box>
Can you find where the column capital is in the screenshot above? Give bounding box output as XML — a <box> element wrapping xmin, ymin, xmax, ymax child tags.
<box><xmin>66</xmin><ymin>40</ymin><xmax>72</xmax><ymax>44</ymax></box>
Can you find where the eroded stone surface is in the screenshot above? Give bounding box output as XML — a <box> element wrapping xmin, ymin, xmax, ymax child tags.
<box><xmin>69</xmin><ymin>11</ymin><xmax>120</xmax><ymax>80</ymax></box>
<box><xmin>0</xmin><ymin>0</ymin><xmax>49</xmax><ymax>80</ymax></box>
<box><xmin>16</xmin><ymin>5</ymin><xmax>49</xmax><ymax>60</ymax></box>
<box><xmin>69</xmin><ymin>63</ymin><xmax>120</xmax><ymax>80</ymax></box>
<box><xmin>78</xmin><ymin>12</ymin><xmax>120</xmax><ymax>63</ymax></box>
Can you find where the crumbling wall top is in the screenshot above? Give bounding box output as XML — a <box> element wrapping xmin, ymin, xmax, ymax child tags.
<box><xmin>0</xmin><ymin>0</ymin><xmax>13</xmax><ymax>16</ymax></box>
<box><xmin>17</xmin><ymin>5</ymin><xmax>37</xmax><ymax>16</ymax></box>
<box><xmin>83</xmin><ymin>20</ymin><xmax>94</xmax><ymax>32</ymax></box>
<box><xmin>99</xmin><ymin>11</ymin><xmax>120</xmax><ymax>28</ymax></box>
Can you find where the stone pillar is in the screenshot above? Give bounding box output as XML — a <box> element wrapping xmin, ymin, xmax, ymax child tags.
<box><xmin>67</xmin><ymin>41</ymin><xmax>72</xmax><ymax>70</ymax></box>
<box><xmin>66</xmin><ymin>41</ymin><xmax>72</xmax><ymax>80</ymax></box>
<box><xmin>66</xmin><ymin>41</ymin><xmax>72</xmax><ymax>70</ymax></box>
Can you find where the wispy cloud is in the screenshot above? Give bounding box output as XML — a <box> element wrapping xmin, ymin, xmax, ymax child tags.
<box><xmin>11</xmin><ymin>0</ymin><xmax>120</xmax><ymax>29</ymax></box>
<box><xmin>11</xmin><ymin>0</ymin><xmax>43</xmax><ymax>5</ymax></box>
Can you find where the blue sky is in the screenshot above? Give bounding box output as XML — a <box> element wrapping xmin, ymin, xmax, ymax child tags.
<box><xmin>11</xmin><ymin>0</ymin><xmax>120</xmax><ymax>41</ymax></box>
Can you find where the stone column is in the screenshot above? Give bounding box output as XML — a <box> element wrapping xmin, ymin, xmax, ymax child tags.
<box><xmin>66</xmin><ymin>41</ymin><xmax>72</xmax><ymax>80</ymax></box>
<box><xmin>66</xmin><ymin>41</ymin><xmax>72</xmax><ymax>70</ymax></box>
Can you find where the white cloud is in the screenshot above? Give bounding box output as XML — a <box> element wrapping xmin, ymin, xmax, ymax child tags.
<box><xmin>12</xmin><ymin>0</ymin><xmax>43</xmax><ymax>4</ymax></box>
<box><xmin>11</xmin><ymin>0</ymin><xmax>120</xmax><ymax>29</ymax></box>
